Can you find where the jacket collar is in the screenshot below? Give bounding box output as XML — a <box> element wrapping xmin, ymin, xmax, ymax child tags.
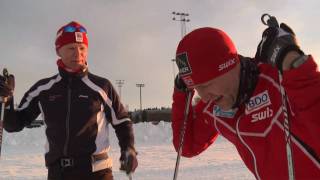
<box><xmin>57</xmin><ymin>59</ymin><xmax>88</xmax><ymax>79</ymax></box>
<box><xmin>232</xmin><ymin>55</ymin><xmax>260</xmax><ymax>108</ymax></box>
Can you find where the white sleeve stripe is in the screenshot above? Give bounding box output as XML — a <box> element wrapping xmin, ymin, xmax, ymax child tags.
<box><xmin>38</xmin><ymin>101</ymin><xmax>49</xmax><ymax>153</ymax></box>
<box><xmin>112</xmin><ymin>116</ymin><xmax>130</xmax><ymax>125</ymax></box>
<box><xmin>81</xmin><ymin>76</ymin><xmax>130</xmax><ymax>125</ymax></box>
<box><xmin>275</xmin><ymin>120</ymin><xmax>320</xmax><ymax>169</ymax></box>
<box><xmin>17</xmin><ymin>75</ymin><xmax>62</xmax><ymax>111</ymax></box>
<box><xmin>81</xmin><ymin>76</ymin><xmax>112</xmax><ymax>106</ymax></box>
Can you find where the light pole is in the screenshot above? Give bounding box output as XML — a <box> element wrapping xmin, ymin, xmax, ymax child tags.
<box><xmin>172</xmin><ymin>12</ymin><xmax>190</xmax><ymax>80</ymax></box>
<box><xmin>136</xmin><ymin>83</ymin><xmax>145</xmax><ymax>111</ymax></box>
<box><xmin>172</xmin><ymin>11</ymin><xmax>190</xmax><ymax>38</ymax></box>
<box><xmin>115</xmin><ymin>80</ymin><xmax>124</xmax><ymax>100</ymax></box>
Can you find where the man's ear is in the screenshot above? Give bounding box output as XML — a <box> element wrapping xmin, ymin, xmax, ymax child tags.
<box><xmin>56</xmin><ymin>49</ymin><xmax>61</xmax><ymax>57</ymax></box>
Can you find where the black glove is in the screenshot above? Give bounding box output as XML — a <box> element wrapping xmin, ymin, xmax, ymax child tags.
<box><xmin>255</xmin><ymin>23</ymin><xmax>303</xmax><ymax>71</ymax></box>
<box><xmin>0</xmin><ymin>73</ymin><xmax>15</xmax><ymax>99</ymax></box>
<box><xmin>174</xmin><ymin>75</ymin><xmax>188</xmax><ymax>92</ymax></box>
<box><xmin>120</xmin><ymin>148</ymin><xmax>138</xmax><ymax>175</ymax></box>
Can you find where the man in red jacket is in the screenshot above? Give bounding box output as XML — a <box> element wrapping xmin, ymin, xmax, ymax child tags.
<box><xmin>172</xmin><ymin>21</ymin><xmax>320</xmax><ymax>179</ymax></box>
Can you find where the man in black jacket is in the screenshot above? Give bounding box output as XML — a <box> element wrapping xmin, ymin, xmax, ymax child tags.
<box><xmin>0</xmin><ymin>21</ymin><xmax>137</xmax><ymax>180</ymax></box>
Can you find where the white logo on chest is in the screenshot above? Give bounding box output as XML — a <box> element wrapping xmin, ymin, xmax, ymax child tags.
<box><xmin>251</xmin><ymin>107</ymin><xmax>273</xmax><ymax>123</ymax></box>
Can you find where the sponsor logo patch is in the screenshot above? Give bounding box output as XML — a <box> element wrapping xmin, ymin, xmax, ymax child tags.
<box><xmin>79</xmin><ymin>95</ymin><xmax>89</xmax><ymax>99</ymax></box>
<box><xmin>251</xmin><ymin>107</ymin><xmax>273</xmax><ymax>123</ymax></box>
<box><xmin>213</xmin><ymin>105</ymin><xmax>237</xmax><ymax>118</ymax></box>
<box><xmin>48</xmin><ymin>94</ymin><xmax>63</xmax><ymax>101</ymax></box>
<box><xmin>218</xmin><ymin>58</ymin><xmax>236</xmax><ymax>71</ymax></box>
<box><xmin>75</xmin><ymin>32</ymin><xmax>83</xmax><ymax>42</ymax></box>
<box><xmin>176</xmin><ymin>52</ymin><xmax>192</xmax><ymax>75</ymax></box>
<box><xmin>245</xmin><ymin>90</ymin><xmax>271</xmax><ymax>114</ymax></box>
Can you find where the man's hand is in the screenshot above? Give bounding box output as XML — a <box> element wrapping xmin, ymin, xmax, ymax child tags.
<box><xmin>174</xmin><ymin>75</ymin><xmax>188</xmax><ymax>92</ymax></box>
<box><xmin>255</xmin><ymin>23</ymin><xmax>303</xmax><ymax>71</ymax></box>
<box><xmin>120</xmin><ymin>148</ymin><xmax>138</xmax><ymax>175</ymax></box>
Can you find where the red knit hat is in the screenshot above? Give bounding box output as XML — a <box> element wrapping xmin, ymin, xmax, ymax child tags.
<box><xmin>55</xmin><ymin>21</ymin><xmax>88</xmax><ymax>51</ymax></box>
<box><xmin>176</xmin><ymin>27</ymin><xmax>239</xmax><ymax>87</ymax></box>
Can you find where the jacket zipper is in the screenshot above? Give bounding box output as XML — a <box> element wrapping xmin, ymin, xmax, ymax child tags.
<box><xmin>63</xmin><ymin>78</ymin><xmax>72</xmax><ymax>156</ymax></box>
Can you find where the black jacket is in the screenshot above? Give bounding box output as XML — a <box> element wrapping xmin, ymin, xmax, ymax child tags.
<box><xmin>3</xmin><ymin>67</ymin><xmax>135</xmax><ymax>170</ymax></box>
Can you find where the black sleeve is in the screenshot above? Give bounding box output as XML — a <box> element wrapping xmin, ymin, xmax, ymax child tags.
<box><xmin>110</xmin><ymin>82</ymin><xmax>130</xmax><ymax>124</ymax></box>
<box><xmin>2</xmin><ymin>97</ymin><xmax>24</xmax><ymax>132</ymax></box>
<box><xmin>102</xmin><ymin>80</ymin><xmax>131</xmax><ymax>126</ymax></box>
<box><xmin>3</xmin><ymin>84</ymin><xmax>41</xmax><ymax>132</ymax></box>
<box><xmin>103</xmin><ymin>80</ymin><xmax>135</xmax><ymax>152</ymax></box>
<box><xmin>114</xmin><ymin>121</ymin><xmax>135</xmax><ymax>152</ymax></box>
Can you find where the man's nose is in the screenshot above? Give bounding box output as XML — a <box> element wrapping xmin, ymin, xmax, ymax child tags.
<box><xmin>74</xmin><ymin>48</ymin><xmax>81</xmax><ymax>57</ymax></box>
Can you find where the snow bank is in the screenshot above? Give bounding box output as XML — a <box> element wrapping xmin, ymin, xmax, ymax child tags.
<box><xmin>0</xmin><ymin>122</ymin><xmax>254</xmax><ymax>180</ymax></box>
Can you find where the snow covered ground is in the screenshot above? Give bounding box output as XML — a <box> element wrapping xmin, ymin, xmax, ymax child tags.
<box><xmin>0</xmin><ymin>122</ymin><xmax>255</xmax><ymax>180</ymax></box>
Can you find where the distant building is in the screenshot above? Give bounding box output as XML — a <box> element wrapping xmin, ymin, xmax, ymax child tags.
<box><xmin>129</xmin><ymin>108</ymin><xmax>171</xmax><ymax>123</ymax></box>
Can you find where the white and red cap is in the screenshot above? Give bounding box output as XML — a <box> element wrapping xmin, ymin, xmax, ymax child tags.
<box><xmin>55</xmin><ymin>21</ymin><xmax>88</xmax><ymax>51</ymax></box>
<box><xmin>176</xmin><ymin>27</ymin><xmax>239</xmax><ymax>88</ymax></box>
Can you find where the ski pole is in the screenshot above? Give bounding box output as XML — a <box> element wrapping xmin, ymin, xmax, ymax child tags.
<box><xmin>261</xmin><ymin>13</ymin><xmax>295</xmax><ymax>180</ymax></box>
<box><xmin>173</xmin><ymin>90</ymin><xmax>193</xmax><ymax>180</ymax></box>
<box><xmin>0</xmin><ymin>96</ymin><xmax>7</xmax><ymax>157</ymax></box>
<box><xmin>0</xmin><ymin>68</ymin><xmax>9</xmax><ymax>157</ymax></box>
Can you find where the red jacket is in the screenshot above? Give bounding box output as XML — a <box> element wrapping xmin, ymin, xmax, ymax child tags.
<box><xmin>172</xmin><ymin>56</ymin><xmax>320</xmax><ymax>180</ymax></box>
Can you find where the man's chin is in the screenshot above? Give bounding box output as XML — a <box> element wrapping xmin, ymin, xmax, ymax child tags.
<box><xmin>73</xmin><ymin>63</ymin><xmax>86</xmax><ymax>68</ymax></box>
<box><xmin>220</xmin><ymin>107</ymin><xmax>233</xmax><ymax>111</ymax></box>
<box><xmin>217</xmin><ymin>103</ymin><xmax>233</xmax><ymax>111</ymax></box>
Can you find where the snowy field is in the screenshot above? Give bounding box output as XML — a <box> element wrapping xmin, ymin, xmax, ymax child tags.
<box><xmin>0</xmin><ymin>122</ymin><xmax>255</xmax><ymax>180</ymax></box>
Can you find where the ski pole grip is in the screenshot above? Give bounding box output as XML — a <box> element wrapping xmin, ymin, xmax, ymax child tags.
<box><xmin>3</xmin><ymin>68</ymin><xmax>9</xmax><ymax>82</ymax></box>
<box><xmin>0</xmin><ymin>68</ymin><xmax>9</xmax><ymax>103</ymax></box>
<box><xmin>261</xmin><ymin>13</ymin><xmax>279</xmax><ymax>28</ymax></box>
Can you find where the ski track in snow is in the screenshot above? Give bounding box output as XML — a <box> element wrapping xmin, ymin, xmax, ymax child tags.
<box><xmin>0</xmin><ymin>122</ymin><xmax>255</xmax><ymax>180</ymax></box>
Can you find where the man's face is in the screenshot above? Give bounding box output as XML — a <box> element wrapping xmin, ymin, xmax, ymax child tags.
<box><xmin>193</xmin><ymin>63</ymin><xmax>240</xmax><ymax>110</ymax></box>
<box><xmin>57</xmin><ymin>43</ymin><xmax>88</xmax><ymax>70</ymax></box>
